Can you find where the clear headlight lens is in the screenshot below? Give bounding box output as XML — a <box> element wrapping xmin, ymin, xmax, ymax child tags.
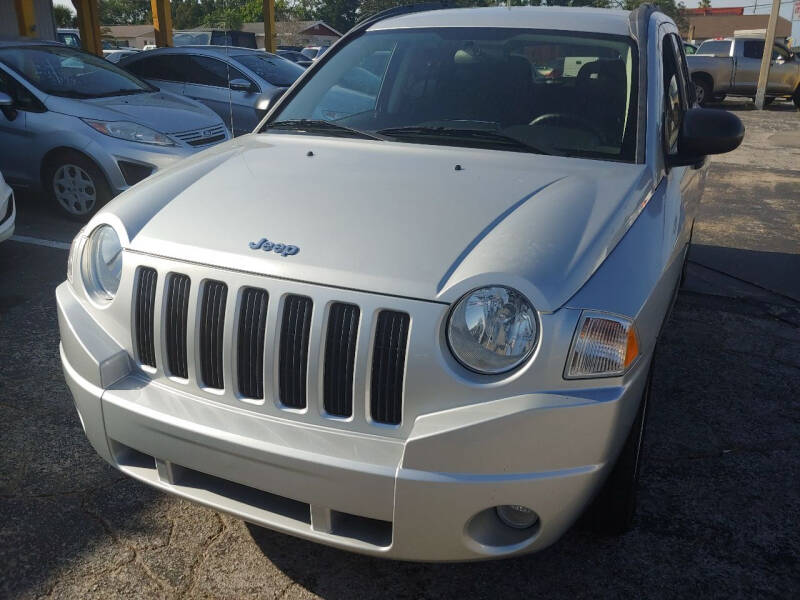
<box><xmin>565</xmin><ymin>311</ymin><xmax>639</xmax><ymax>378</ymax></box>
<box><xmin>81</xmin><ymin>225</ymin><xmax>122</xmax><ymax>302</ymax></box>
<box><xmin>83</xmin><ymin>119</ymin><xmax>175</xmax><ymax>146</ymax></box>
<box><xmin>66</xmin><ymin>228</ymin><xmax>86</xmax><ymax>285</ymax></box>
<box><xmin>447</xmin><ymin>286</ymin><xmax>537</xmax><ymax>374</ymax></box>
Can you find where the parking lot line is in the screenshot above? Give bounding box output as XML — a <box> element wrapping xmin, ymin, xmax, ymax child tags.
<box><xmin>10</xmin><ymin>235</ymin><xmax>71</xmax><ymax>251</ymax></box>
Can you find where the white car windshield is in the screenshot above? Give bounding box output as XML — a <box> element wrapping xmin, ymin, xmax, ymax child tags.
<box><xmin>0</xmin><ymin>46</ymin><xmax>153</xmax><ymax>99</ymax></box>
<box><xmin>266</xmin><ymin>28</ymin><xmax>639</xmax><ymax>161</ymax></box>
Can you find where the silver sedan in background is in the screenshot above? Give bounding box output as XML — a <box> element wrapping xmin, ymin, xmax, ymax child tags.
<box><xmin>0</xmin><ymin>39</ymin><xmax>229</xmax><ymax>220</ymax></box>
<box><xmin>119</xmin><ymin>47</ymin><xmax>305</xmax><ymax>136</ymax></box>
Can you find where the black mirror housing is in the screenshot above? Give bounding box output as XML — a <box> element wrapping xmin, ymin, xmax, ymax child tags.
<box><xmin>229</xmin><ymin>78</ymin><xmax>254</xmax><ymax>92</ymax></box>
<box><xmin>668</xmin><ymin>107</ymin><xmax>744</xmax><ymax>167</ymax></box>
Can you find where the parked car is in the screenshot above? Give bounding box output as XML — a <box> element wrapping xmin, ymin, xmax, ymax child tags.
<box><xmin>301</xmin><ymin>45</ymin><xmax>329</xmax><ymax>61</ymax></box>
<box><xmin>277</xmin><ymin>49</ymin><xmax>312</xmax><ymax>68</ymax></box>
<box><xmin>119</xmin><ymin>47</ymin><xmax>304</xmax><ymax>136</ymax></box>
<box><xmin>57</xmin><ymin>5</ymin><xmax>743</xmax><ymax>561</ymax></box>
<box><xmin>0</xmin><ymin>170</ymin><xmax>14</xmax><ymax>243</ymax></box>
<box><xmin>57</xmin><ymin>28</ymin><xmax>80</xmax><ymax>48</ymax></box>
<box><xmin>688</xmin><ymin>37</ymin><xmax>800</xmax><ymax>107</ymax></box>
<box><xmin>173</xmin><ymin>30</ymin><xmax>257</xmax><ymax>50</ymax></box>
<box><xmin>0</xmin><ymin>39</ymin><xmax>230</xmax><ymax>220</ymax></box>
<box><xmin>104</xmin><ymin>49</ymin><xmax>141</xmax><ymax>64</ymax></box>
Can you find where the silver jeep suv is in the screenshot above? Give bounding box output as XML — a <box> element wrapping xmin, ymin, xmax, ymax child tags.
<box><xmin>57</xmin><ymin>6</ymin><xmax>742</xmax><ymax>561</ymax></box>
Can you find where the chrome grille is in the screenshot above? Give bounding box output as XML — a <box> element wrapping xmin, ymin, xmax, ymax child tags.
<box><xmin>131</xmin><ymin>267</ymin><xmax>413</xmax><ymax>430</ymax></box>
<box><xmin>171</xmin><ymin>124</ymin><xmax>227</xmax><ymax>147</ymax></box>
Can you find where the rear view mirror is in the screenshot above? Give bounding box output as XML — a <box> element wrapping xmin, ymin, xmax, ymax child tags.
<box><xmin>229</xmin><ymin>78</ymin><xmax>254</xmax><ymax>92</ymax></box>
<box><xmin>0</xmin><ymin>92</ymin><xmax>12</xmax><ymax>107</ymax></box>
<box><xmin>0</xmin><ymin>92</ymin><xmax>17</xmax><ymax>121</ymax></box>
<box><xmin>667</xmin><ymin>108</ymin><xmax>744</xmax><ymax>168</ymax></box>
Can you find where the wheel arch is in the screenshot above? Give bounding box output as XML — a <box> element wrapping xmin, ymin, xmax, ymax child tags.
<box><xmin>40</xmin><ymin>146</ymin><xmax>112</xmax><ymax>191</ymax></box>
<box><xmin>691</xmin><ymin>70</ymin><xmax>714</xmax><ymax>90</ymax></box>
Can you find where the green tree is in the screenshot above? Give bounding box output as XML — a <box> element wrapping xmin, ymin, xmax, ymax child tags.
<box><xmin>98</xmin><ymin>0</ymin><xmax>153</xmax><ymax>25</ymax></box>
<box><xmin>698</xmin><ymin>0</ymin><xmax>711</xmax><ymax>8</ymax></box>
<box><xmin>54</xmin><ymin>5</ymin><xmax>75</xmax><ymax>28</ymax></box>
<box><xmin>623</xmin><ymin>0</ymin><xmax>687</xmax><ymax>30</ymax></box>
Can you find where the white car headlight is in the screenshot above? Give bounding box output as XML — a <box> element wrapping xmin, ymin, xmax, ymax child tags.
<box><xmin>565</xmin><ymin>311</ymin><xmax>639</xmax><ymax>378</ymax></box>
<box><xmin>83</xmin><ymin>119</ymin><xmax>175</xmax><ymax>146</ymax></box>
<box><xmin>447</xmin><ymin>286</ymin><xmax>538</xmax><ymax>374</ymax></box>
<box><xmin>81</xmin><ymin>225</ymin><xmax>122</xmax><ymax>302</ymax></box>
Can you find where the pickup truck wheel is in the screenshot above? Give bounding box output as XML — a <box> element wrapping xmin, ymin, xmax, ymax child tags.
<box><xmin>763</xmin><ymin>97</ymin><xmax>775</xmax><ymax>107</ymax></box>
<box><xmin>793</xmin><ymin>88</ymin><xmax>800</xmax><ymax>110</ymax></box>
<box><xmin>692</xmin><ymin>78</ymin><xmax>711</xmax><ymax>107</ymax></box>
<box><xmin>582</xmin><ymin>361</ymin><xmax>652</xmax><ymax>536</ymax></box>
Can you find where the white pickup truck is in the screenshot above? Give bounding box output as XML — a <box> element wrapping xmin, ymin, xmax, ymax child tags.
<box><xmin>687</xmin><ymin>37</ymin><xmax>800</xmax><ymax>108</ymax></box>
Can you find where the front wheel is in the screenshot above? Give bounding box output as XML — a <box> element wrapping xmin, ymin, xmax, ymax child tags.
<box><xmin>43</xmin><ymin>151</ymin><xmax>112</xmax><ymax>221</ymax></box>
<box><xmin>582</xmin><ymin>362</ymin><xmax>652</xmax><ymax>535</ymax></box>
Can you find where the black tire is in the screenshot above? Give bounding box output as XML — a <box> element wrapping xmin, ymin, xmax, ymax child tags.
<box><xmin>692</xmin><ymin>76</ymin><xmax>712</xmax><ymax>107</ymax></box>
<box><xmin>793</xmin><ymin>88</ymin><xmax>800</xmax><ymax>111</ymax></box>
<box><xmin>763</xmin><ymin>97</ymin><xmax>775</xmax><ymax>107</ymax></box>
<box><xmin>583</xmin><ymin>363</ymin><xmax>652</xmax><ymax>536</ymax></box>
<box><xmin>711</xmin><ymin>94</ymin><xmax>726</xmax><ymax>103</ymax></box>
<box><xmin>43</xmin><ymin>150</ymin><xmax>112</xmax><ymax>221</ymax></box>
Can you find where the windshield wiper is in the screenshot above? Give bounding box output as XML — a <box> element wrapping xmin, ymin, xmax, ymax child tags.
<box><xmin>376</xmin><ymin>126</ymin><xmax>551</xmax><ymax>155</ymax></box>
<box><xmin>94</xmin><ymin>88</ymin><xmax>150</xmax><ymax>98</ymax></box>
<box><xmin>267</xmin><ymin>119</ymin><xmax>386</xmax><ymax>141</ymax></box>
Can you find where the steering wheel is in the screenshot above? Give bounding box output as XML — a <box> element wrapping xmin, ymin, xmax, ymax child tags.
<box><xmin>529</xmin><ymin>113</ymin><xmax>604</xmax><ymax>143</ymax></box>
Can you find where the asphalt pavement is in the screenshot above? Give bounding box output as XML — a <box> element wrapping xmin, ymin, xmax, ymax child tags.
<box><xmin>1</xmin><ymin>99</ymin><xmax>798</xmax><ymax>599</ymax></box>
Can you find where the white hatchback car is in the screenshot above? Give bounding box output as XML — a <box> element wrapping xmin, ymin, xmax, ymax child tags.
<box><xmin>58</xmin><ymin>6</ymin><xmax>743</xmax><ymax>561</ymax></box>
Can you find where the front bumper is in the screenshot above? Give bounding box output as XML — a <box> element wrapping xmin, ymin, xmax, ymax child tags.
<box><xmin>58</xmin><ymin>281</ymin><xmax>649</xmax><ymax>561</ymax></box>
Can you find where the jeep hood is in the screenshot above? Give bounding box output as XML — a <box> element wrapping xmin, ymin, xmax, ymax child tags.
<box><xmin>118</xmin><ymin>134</ymin><xmax>651</xmax><ymax>312</ymax></box>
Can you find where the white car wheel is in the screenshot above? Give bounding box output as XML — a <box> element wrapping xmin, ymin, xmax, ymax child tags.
<box><xmin>53</xmin><ymin>163</ymin><xmax>98</xmax><ymax>216</ymax></box>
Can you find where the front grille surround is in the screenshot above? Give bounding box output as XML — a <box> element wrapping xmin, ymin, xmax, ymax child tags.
<box><xmin>127</xmin><ymin>258</ymin><xmax>432</xmax><ymax>438</ymax></box>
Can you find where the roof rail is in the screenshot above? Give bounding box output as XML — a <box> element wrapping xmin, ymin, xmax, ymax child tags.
<box><xmin>353</xmin><ymin>2</ymin><xmax>445</xmax><ymax>32</ymax></box>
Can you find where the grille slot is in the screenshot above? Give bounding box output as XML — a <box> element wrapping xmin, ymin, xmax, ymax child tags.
<box><xmin>278</xmin><ymin>295</ymin><xmax>312</xmax><ymax>409</ymax></box>
<box><xmin>370</xmin><ymin>311</ymin><xmax>410</xmax><ymax>425</ymax></box>
<box><xmin>199</xmin><ymin>280</ymin><xmax>228</xmax><ymax>389</ymax></box>
<box><xmin>164</xmin><ymin>274</ymin><xmax>191</xmax><ymax>378</ymax></box>
<box><xmin>323</xmin><ymin>303</ymin><xmax>360</xmax><ymax>417</ymax></box>
<box><xmin>134</xmin><ymin>267</ymin><xmax>157</xmax><ymax>368</ymax></box>
<box><xmin>237</xmin><ymin>288</ymin><xmax>269</xmax><ymax>400</ymax></box>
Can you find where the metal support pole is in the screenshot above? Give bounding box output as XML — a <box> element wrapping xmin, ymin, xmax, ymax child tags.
<box><xmin>71</xmin><ymin>0</ymin><xmax>103</xmax><ymax>56</ymax></box>
<box><xmin>14</xmin><ymin>0</ymin><xmax>37</xmax><ymax>37</ymax></box>
<box><xmin>263</xmin><ymin>0</ymin><xmax>276</xmax><ymax>53</ymax></box>
<box><xmin>754</xmin><ymin>0</ymin><xmax>781</xmax><ymax>109</ymax></box>
<box><xmin>150</xmin><ymin>0</ymin><xmax>173</xmax><ymax>48</ymax></box>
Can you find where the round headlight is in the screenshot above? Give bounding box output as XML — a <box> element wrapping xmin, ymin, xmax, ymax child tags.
<box><xmin>82</xmin><ymin>225</ymin><xmax>122</xmax><ymax>302</ymax></box>
<box><xmin>447</xmin><ymin>286</ymin><xmax>537</xmax><ymax>374</ymax></box>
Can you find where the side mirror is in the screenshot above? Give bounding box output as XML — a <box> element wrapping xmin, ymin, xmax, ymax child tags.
<box><xmin>229</xmin><ymin>78</ymin><xmax>254</xmax><ymax>93</ymax></box>
<box><xmin>0</xmin><ymin>92</ymin><xmax>17</xmax><ymax>121</ymax></box>
<box><xmin>667</xmin><ymin>107</ymin><xmax>744</xmax><ymax>168</ymax></box>
<box><xmin>0</xmin><ymin>92</ymin><xmax>12</xmax><ymax>107</ymax></box>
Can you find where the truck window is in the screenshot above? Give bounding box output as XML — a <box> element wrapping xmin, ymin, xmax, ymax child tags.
<box><xmin>697</xmin><ymin>40</ymin><xmax>731</xmax><ymax>56</ymax></box>
<box><xmin>743</xmin><ymin>41</ymin><xmax>765</xmax><ymax>60</ymax></box>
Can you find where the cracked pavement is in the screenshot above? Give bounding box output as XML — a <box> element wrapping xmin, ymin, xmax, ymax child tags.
<box><xmin>1</xmin><ymin>100</ymin><xmax>798</xmax><ymax>598</ymax></box>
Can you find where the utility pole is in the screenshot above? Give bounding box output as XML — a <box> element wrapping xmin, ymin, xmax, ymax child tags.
<box><xmin>263</xmin><ymin>0</ymin><xmax>276</xmax><ymax>53</ymax></box>
<box><xmin>754</xmin><ymin>0</ymin><xmax>781</xmax><ymax>109</ymax></box>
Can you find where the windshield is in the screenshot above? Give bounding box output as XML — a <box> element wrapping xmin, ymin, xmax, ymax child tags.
<box><xmin>267</xmin><ymin>28</ymin><xmax>638</xmax><ymax>162</ymax></box>
<box><xmin>233</xmin><ymin>53</ymin><xmax>304</xmax><ymax>87</ymax></box>
<box><xmin>0</xmin><ymin>46</ymin><xmax>152</xmax><ymax>98</ymax></box>
<box><xmin>174</xmin><ymin>32</ymin><xmax>212</xmax><ymax>46</ymax></box>
<box><xmin>697</xmin><ymin>40</ymin><xmax>731</xmax><ymax>56</ymax></box>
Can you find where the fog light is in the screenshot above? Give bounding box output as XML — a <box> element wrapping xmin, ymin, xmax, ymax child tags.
<box><xmin>496</xmin><ymin>505</ymin><xmax>538</xmax><ymax>529</ymax></box>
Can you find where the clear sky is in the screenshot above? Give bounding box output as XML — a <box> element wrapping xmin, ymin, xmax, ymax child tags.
<box><xmin>51</xmin><ymin>0</ymin><xmax>798</xmax><ymax>43</ymax></box>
